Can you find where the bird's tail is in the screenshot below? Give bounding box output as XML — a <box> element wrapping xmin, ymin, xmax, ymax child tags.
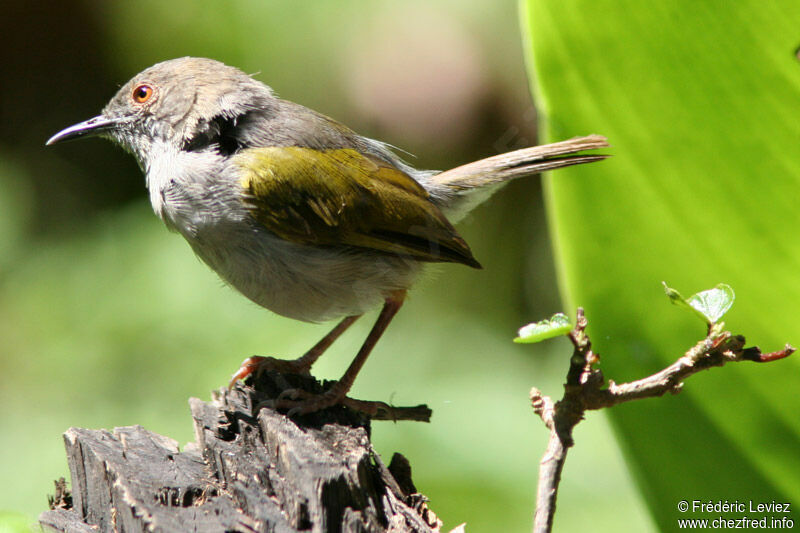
<box><xmin>423</xmin><ymin>135</ymin><xmax>609</xmax><ymax>221</ymax></box>
<box><xmin>434</xmin><ymin>134</ymin><xmax>609</xmax><ymax>190</ymax></box>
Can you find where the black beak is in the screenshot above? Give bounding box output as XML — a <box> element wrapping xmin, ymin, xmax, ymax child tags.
<box><xmin>46</xmin><ymin>115</ymin><xmax>119</xmax><ymax>145</ymax></box>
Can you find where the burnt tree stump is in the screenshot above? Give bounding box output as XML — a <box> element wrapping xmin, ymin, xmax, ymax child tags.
<box><xmin>39</xmin><ymin>372</ymin><xmax>440</xmax><ymax>533</ymax></box>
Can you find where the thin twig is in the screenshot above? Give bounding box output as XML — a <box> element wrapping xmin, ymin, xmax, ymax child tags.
<box><xmin>530</xmin><ymin>308</ymin><xmax>794</xmax><ymax>533</ymax></box>
<box><xmin>342</xmin><ymin>397</ymin><xmax>433</xmax><ymax>422</ymax></box>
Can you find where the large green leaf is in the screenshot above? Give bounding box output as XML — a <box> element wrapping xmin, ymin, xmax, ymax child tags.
<box><xmin>523</xmin><ymin>0</ymin><xmax>800</xmax><ymax>528</ymax></box>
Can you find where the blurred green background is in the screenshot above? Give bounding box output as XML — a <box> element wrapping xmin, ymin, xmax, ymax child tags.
<box><xmin>0</xmin><ymin>1</ymin><xmax>655</xmax><ymax>532</ymax></box>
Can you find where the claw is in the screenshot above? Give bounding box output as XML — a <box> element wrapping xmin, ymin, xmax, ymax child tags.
<box><xmin>228</xmin><ymin>355</ymin><xmax>315</xmax><ymax>390</ymax></box>
<box><xmin>229</xmin><ymin>315</ymin><xmax>362</xmax><ymax>389</ymax></box>
<box><xmin>228</xmin><ymin>356</ymin><xmax>263</xmax><ymax>389</ymax></box>
<box><xmin>229</xmin><ymin>299</ymin><xmax>402</xmax><ymax>417</ymax></box>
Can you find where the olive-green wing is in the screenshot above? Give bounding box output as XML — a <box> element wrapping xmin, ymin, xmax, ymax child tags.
<box><xmin>235</xmin><ymin>146</ymin><xmax>481</xmax><ymax>268</ymax></box>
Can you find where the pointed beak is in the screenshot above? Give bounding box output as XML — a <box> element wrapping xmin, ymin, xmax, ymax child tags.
<box><xmin>46</xmin><ymin>115</ymin><xmax>119</xmax><ymax>145</ymax></box>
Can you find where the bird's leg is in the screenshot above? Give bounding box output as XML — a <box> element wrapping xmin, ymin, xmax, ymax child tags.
<box><xmin>229</xmin><ymin>314</ymin><xmax>360</xmax><ymax>387</ymax></box>
<box><xmin>273</xmin><ymin>290</ymin><xmax>406</xmax><ymax>416</ymax></box>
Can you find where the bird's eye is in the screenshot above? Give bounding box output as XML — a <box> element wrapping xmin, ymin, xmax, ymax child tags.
<box><xmin>132</xmin><ymin>84</ymin><xmax>154</xmax><ymax>104</ymax></box>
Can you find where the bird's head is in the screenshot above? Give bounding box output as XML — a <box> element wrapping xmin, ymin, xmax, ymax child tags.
<box><xmin>47</xmin><ymin>57</ymin><xmax>274</xmax><ymax>164</ymax></box>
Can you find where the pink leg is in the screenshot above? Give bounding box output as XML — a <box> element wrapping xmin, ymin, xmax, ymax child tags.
<box><xmin>229</xmin><ymin>315</ymin><xmax>360</xmax><ymax>388</ymax></box>
<box><xmin>274</xmin><ymin>290</ymin><xmax>406</xmax><ymax>415</ymax></box>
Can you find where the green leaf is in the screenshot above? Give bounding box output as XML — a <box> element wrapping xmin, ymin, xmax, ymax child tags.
<box><xmin>686</xmin><ymin>284</ymin><xmax>735</xmax><ymax>324</ymax></box>
<box><xmin>514</xmin><ymin>312</ymin><xmax>572</xmax><ymax>343</ymax></box>
<box><xmin>663</xmin><ymin>282</ymin><xmax>735</xmax><ymax>325</ymax></box>
<box><xmin>523</xmin><ymin>0</ymin><xmax>800</xmax><ymax>529</ymax></box>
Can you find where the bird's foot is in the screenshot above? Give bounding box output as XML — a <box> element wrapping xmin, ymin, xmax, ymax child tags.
<box><xmin>266</xmin><ymin>382</ymin><xmax>350</xmax><ymax>416</ymax></box>
<box><xmin>229</xmin><ymin>355</ymin><xmax>312</xmax><ymax>389</ymax></box>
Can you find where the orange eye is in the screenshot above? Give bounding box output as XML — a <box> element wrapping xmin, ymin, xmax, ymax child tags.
<box><xmin>132</xmin><ymin>84</ymin><xmax>154</xmax><ymax>104</ymax></box>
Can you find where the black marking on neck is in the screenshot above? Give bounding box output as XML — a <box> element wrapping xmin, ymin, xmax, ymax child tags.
<box><xmin>183</xmin><ymin>112</ymin><xmax>251</xmax><ymax>156</ymax></box>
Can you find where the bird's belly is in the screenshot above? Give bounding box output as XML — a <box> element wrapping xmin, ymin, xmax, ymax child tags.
<box><xmin>186</xmin><ymin>224</ymin><xmax>421</xmax><ymax>323</ymax></box>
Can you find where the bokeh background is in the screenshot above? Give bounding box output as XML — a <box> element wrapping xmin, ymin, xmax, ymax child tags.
<box><xmin>0</xmin><ymin>1</ymin><xmax>654</xmax><ymax>532</ymax></box>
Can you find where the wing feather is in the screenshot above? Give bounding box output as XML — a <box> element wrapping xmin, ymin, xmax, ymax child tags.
<box><xmin>235</xmin><ymin>147</ymin><xmax>481</xmax><ymax>268</ymax></box>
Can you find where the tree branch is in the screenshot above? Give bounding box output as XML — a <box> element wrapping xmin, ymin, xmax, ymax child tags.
<box><xmin>530</xmin><ymin>308</ymin><xmax>794</xmax><ymax>533</ymax></box>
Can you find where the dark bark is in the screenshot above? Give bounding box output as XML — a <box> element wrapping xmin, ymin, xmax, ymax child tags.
<box><xmin>40</xmin><ymin>373</ymin><xmax>440</xmax><ymax>533</ymax></box>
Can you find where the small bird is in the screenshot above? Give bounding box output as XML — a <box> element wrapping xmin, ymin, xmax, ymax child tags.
<box><xmin>48</xmin><ymin>57</ymin><xmax>608</xmax><ymax>416</ymax></box>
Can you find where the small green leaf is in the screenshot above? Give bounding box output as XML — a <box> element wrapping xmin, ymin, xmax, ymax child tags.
<box><xmin>663</xmin><ymin>282</ymin><xmax>735</xmax><ymax>324</ymax></box>
<box><xmin>686</xmin><ymin>284</ymin><xmax>735</xmax><ymax>324</ymax></box>
<box><xmin>514</xmin><ymin>312</ymin><xmax>572</xmax><ymax>343</ymax></box>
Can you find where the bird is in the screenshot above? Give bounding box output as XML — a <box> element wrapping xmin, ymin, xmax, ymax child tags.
<box><xmin>47</xmin><ymin>57</ymin><xmax>608</xmax><ymax>416</ymax></box>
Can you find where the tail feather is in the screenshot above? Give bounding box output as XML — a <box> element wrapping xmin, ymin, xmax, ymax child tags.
<box><xmin>419</xmin><ymin>135</ymin><xmax>609</xmax><ymax>222</ymax></box>
<box><xmin>432</xmin><ymin>134</ymin><xmax>610</xmax><ymax>191</ymax></box>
